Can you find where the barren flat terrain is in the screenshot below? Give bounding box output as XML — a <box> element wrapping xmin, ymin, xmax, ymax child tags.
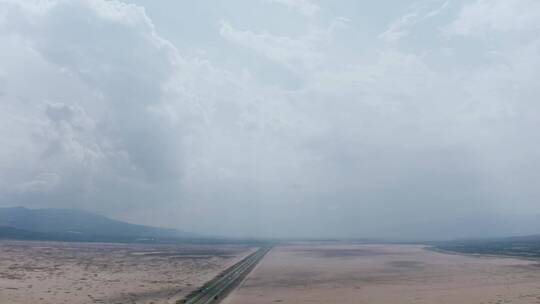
<box><xmin>225</xmin><ymin>243</ymin><xmax>540</xmax><ymax>304</ymax></box>
<box><xmin>0</xmin><ymin>240</ymin><xmax>254</xmax><ymax>304</ymax></box>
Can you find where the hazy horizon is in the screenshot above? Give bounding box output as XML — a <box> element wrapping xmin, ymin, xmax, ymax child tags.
<box><xmin>1</xmin><ymin>0</ymin><xmax>540</xmax><ymax>239</ymax></box>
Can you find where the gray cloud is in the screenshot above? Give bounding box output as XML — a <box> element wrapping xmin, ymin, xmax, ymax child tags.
<box><xmin>1</xmin><ymin>0</ymin><xmax>540</xmax><ymax>239</ymax></box>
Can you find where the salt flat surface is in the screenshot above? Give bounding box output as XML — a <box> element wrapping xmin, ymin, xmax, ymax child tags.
<box><xmin>225</xmin><ymin>243</ymin><xmax>540</xmax><ymax>304</ymax></box>
<box><xmin>0</xmin><ymin>240</ymin><xmax>254</xmax><ymax>304</ymax></box>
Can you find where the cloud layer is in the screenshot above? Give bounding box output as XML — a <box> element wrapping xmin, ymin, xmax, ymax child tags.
<box><xmin>1</xmin><ymin>0</ymin><xmax>540</xmax><ymax>239</ymax></box>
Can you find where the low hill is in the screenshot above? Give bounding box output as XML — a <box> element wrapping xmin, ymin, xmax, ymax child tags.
<box><xmin>434</xmin><ymin>233</ymin><xmax>540</xmax><ymax>258</ymax></box>
<box><xmin>0</xmin><ymin>206</ymin><xmax>191</xmax><ymax>242</ymax></box>
<box><xmin>387</xmin><ymin>213</ymin><xmax>540</xmax><ymax>241</ymax></box>
<box><xmin>0</xmin><ymin>225</ymin><xmax>46</xmax><ymax>239</ymax></box>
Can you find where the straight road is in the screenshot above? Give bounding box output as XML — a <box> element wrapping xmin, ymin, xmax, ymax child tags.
<box><xmin>178</xmin><ymin>246</ymin><xmax>272</xmax><ymax>304</ymax></box>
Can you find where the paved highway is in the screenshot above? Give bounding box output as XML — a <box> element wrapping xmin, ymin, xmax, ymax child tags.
<box><xmin>178</xmin><ymin>246</ymin><xmax>272</xmax><ymax>304</ymax></box>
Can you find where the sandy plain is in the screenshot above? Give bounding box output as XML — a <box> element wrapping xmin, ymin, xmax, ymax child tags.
<box><xmin>224</xmin><ymin>243</ymin><xmax>540</xmax><ymax>304</ymax></box>
<box><xmin>0</xmin><ymin>240</ymin><xmax>254</xmax><ymax>304</ymax></box>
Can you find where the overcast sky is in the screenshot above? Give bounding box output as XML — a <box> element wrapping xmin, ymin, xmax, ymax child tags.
<box><xmin>1</xmin><ymin>0</ymin><xmax>540</xmax><ymax>239</ymax></box>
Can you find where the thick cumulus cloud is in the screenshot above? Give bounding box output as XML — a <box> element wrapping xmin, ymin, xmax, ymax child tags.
<box><xmin>0</xmin><ymin>0</ymin><xmax>192</xmax><ymax>220</ymax></box>
<box><xmin>1</xmin><ymin>0</ymin><xmax>540</xmax><ymax>239</ymax></box>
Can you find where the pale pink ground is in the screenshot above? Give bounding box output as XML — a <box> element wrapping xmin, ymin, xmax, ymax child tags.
<box><xmin>0</xmin><ymin>240</ymin><xmax>254</xmax><ymax>304</ymax></box>
<box><xmin>224</xmin><ymin>243</ymin><xmax>540</xmax><ymax>304</ymax></box>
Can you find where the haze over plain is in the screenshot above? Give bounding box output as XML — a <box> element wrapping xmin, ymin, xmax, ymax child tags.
<box><xmin>1</xmin><ymin>0</ymin><xmax>540</xmax><ymax>239</ymax></box>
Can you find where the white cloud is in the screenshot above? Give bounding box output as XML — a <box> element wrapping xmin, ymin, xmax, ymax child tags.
<box><xmin>2</xmin><ymin>0</ymin><xmax>540</xmax><ymax>238</ymax></box>
<box><xmin>446</xmin><ymin>0</ymin><xmax>540</xmax><ymax>36</ymax></box>
<box><xmin>379</xmin><ymin>0</ymin><xmax>450</xmax><ymax>43</ymax></box>
<box><xmin>426</xmin><ymin>0</ymin><xmax>450</xmax><ymax>18</ymax></box>
<box><xmin>219</xmin><ymin>18</ymin><xmax>348</xmax><ymax>73</ymax></box>
<box><xmin>264</xmin><ymin>0</ymin><xmax>320</xmax><ymax>16</ymax></box>
<box><xmin>85</xmin><ymin>0</ymin><xmax>153</xmax><ymax>28</ymax></box>
<box><xmin>379</xmin><ymin>12</ymin><xmax>419</xmax><ymax>43</ymax></box>
<box><xmin>220</xmin><ymin>20</ymin><xmax>323</xmax><ymax>72</ymax></box>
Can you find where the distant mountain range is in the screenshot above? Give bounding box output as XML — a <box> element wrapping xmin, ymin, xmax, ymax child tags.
<box><xmin>0</xmin><ymin>206</ymin><xmax>196</xmax><ymax>242</ymax></box>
